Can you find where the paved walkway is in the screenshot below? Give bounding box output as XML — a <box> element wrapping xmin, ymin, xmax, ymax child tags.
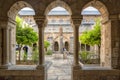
<box><xmin>45</xmin><ymin>53</ymin><xmax>73</xmax><ymax>80</ymax></box>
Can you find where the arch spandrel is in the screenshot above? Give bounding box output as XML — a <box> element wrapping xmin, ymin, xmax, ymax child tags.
<box><xmin>7</xmin><ymin>1</ymin><xmax>36</xmax><ymax>20</ymax></box>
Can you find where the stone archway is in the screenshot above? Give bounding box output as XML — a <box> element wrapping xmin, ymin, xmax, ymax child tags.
<box><xmin>82</xmin><ymin>0</ymin><xmax>111</xmax><ymax>67</ymax></box>
<box><xmin>7</xmin><ymin>1</ymin><xmax>35</xmax><ymax>65</ymax></box>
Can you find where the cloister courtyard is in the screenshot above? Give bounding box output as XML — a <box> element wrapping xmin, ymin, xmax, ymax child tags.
<box><xmin>0</xmin><ymin>0</ymin><xmax>120</xmax><ymax>80</ymax></box>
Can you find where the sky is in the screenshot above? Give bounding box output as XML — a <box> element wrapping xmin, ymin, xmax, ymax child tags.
<box><xmin>21</xmin><ymin>6</ymin><xmax>98</xmax><ymax>12</ymax></box>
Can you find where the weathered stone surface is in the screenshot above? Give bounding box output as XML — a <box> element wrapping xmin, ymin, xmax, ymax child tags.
<box><xmin>0</xmin><ymin>0</ymin><xmax>120</xmax><ymax>80</ymax></box>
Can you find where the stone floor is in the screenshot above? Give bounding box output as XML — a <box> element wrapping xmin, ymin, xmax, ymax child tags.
<box><xmin>45</xmin><ymin>53</ymin><xmax>73</xmax><ymax>80</ymax></box>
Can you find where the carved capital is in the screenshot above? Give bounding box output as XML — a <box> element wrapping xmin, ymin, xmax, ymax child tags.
<box><xmin>109</xmin><ymin>14</ymin><xmax>119</xmax><ymax>21</ymax></box>
<box><xmin>0</xmin><ymin>21</ymin><xmax>8</xmax><ymax>29</ymax></box>
<box><xmin>71</xmin><ymin>15</ymin><xmax>82</xmax><ymax>27</ymax></box>
<box><xmin>34</xmin><ymin>15</ymin><xmax>47</xmax><ymax>28</ymax></box>
<box><xmin>0</xmin><ymin>17</ymin><xmax>16</xmax><ymax>29</ymax></box>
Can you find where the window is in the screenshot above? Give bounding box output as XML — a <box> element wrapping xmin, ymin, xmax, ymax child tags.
<box><xmin>51</xmin><ymin>19</ymin><xmax>56</xmax><ymax>23</ymax></box>
<box><xmin>59</xmin><ymin>19</ymin><xmax>63</xmax><ymax>23</ymax></box>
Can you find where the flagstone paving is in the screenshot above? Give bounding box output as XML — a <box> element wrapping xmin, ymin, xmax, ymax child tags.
<box><xmin>45</xmin><ymin>53</ymin><xmax>73</xmax><ymax>80</ymax></box>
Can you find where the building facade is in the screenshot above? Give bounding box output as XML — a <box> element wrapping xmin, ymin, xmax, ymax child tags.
<box><xmin>19</xmin><ymin>7</ymin><xmax>101</xmax><ymax>54</ymax></box>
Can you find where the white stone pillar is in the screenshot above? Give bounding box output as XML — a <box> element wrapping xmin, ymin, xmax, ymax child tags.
<box><xmin>72</xmin><ymin>16</ymin><xmax>82</xmax><ymax>67</ymax></box>
<box><xmin>8</xmin><ymin>19</ymin><xmax>16</xmax><ymax>65</ymax></box>
<box><xmin>9</xmin><ymin>27</ymin><xmax>16</xmax><ymax>65</ymax></box>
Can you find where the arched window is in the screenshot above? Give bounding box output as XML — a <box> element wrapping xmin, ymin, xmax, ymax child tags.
<box><xmin>65</xmin><ymin>41</ymin><xmax>69</xmax><ymax>51</ymax></box>
<box><xmin>54</xmin><ymin>41</ymin><xmax>59</xmax><ymax>51</ymax></box>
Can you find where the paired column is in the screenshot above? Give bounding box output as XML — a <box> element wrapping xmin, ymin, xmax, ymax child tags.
<box><xmin>0</xmin><ymin>27</ymin><xmax>10</xmax><ymax>69</ymax></box>
<box><xmin>0</xmin><ymin>18</ymin><xmax>16</xmax><ymax>69</ymax></box>
<box><xmin>34</xmin><ymin>16</ymin><xmax>47</xmax><ymax>68</ymax></box>
<box><xmin>0</xmin><ymin>20</ymin><xmax>9</xmax><ymax>69</ymax></box>
<box><xmin>71</xmin><ymin>16</ymin><xmax>82</xmax><ymax>67</ymax></box>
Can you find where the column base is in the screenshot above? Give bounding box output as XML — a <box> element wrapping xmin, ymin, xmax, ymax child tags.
<box><xmin>0</xmin><ymin>65</ymin><xmax>9</xmax><ymax>69</ymax></box>
<box><xmin>71</xmin><ymin>64</ymin><xmax>82</xmax><ymax>80</ymax></box>
<box><xmin>72</xmin><ymin>64</ymin><xmax>82</xmax><ymax>71</ymax></box>
<box><xmin>36</xmin><ymin>65</ymin><xmax>45</xmax><ymax>70</ymax></box>
<box><xmin>36</xmin><ymin>65</ymin><xmax>47</xmax><ymax>80</ymax></box>
<box><xmin>0</xmin><ymin>63</ymin><xmax>12</xmax><ymax>69</ymax></box>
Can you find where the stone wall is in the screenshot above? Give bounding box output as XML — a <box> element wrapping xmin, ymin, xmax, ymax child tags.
<box><xmin>73</xmin><ymin>69</ymin><xmax>120</xmax><ymax>80</ymax></box>
<box><xmin>111</xmin><ymin>19</ymin><xmax>120</xmax><ymax>69</ymax></box>
<box><xmin>0</xmin><ymin>69</ymin><xmax>46</xmax><ymax>80</ymax></box>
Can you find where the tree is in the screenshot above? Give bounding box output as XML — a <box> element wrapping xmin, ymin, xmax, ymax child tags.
<box><xmin>44</xmin><ymin>41</ymin><xmax>50</xmax><ymax>51</ymax></box>
<box><xmin>16</xmin><ymin>16</ymin><xmax>38</xmax><ymax>61</ymax></box>
<box><xmin>80</xmin><ymin>19</ymin><xmax>101</xmax><ymax>46</ymax></box>
<box><xmin>79</xmin><ymin>19</ymin><xmax>101</xmax><ymax>61</ymax></box>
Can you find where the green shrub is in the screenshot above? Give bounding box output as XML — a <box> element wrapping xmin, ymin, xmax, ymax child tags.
<box><xmin>23</xmin><ymin>52</ymin><xmax>27</xmax><ymax>61</ymax></box>
<box><xmin>32</xmin><ymin>48</ymin><xmax>39</xmax><ymax>63</ymax></box>
<box><xmin>46</xmin><ymin>50</ymin><xmax>52</xmax><ymax>55</ymax></box>
<box><xmin>79</xmin><ymin>51</ymin><xmax>91</xmax><ymax>64</ymax></box>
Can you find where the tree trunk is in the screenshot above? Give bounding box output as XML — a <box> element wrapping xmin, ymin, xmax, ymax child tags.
<box><xmin>18</xmin><ymin>45</ymin><xmax>22</xmax><ymax>63</ymax></box>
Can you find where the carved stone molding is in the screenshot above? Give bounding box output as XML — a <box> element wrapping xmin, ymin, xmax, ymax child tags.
<box><xmin>101</xmin><ymin>19</ymin><xmax>110</xmax><ymax>25</ymax></box>
<box><xmin>8</xmin><ymin>18</ymin><xmax>16</xmax><ymax>26</ymax></box>
<box><xmin>0</xmin><ymin>17</ymin><xmax>16</xmax><ymax>30</ymax></box>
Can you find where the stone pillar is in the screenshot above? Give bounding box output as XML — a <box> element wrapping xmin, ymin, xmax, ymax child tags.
<box><xmin>72</xmin><ymin>16</ymin><xmax>82</xmax><ymax>67</ymax></box>
<box><xmin>0</xmin><ymin>27</ymin><xmax>9</xmax><ymax>69</ymax></box>
<box><xmin>34</xmin><ymin>15</ymin><xmax>47</xmax><ymax>80</ymax></box>
<box><xmin>34</xmin><ymin>16</ymin><xmax>46</xmax><ymax>67</ymax></box>
<box><xmin>8</xmin><ymin>19</ymin><xmax>16</xmax><ymax>65</ymax></box>
<box><xmin>9</xmin><ymin>27</ymin><xmax>16</xmax><ymax>65</ymax></box>
<box><xmin>71</xmin><ymin>16</ymin><xmax>82</xmax><ymax>80</ymax></box>
<box><xmin>109</xmin><ymin>14</ymin><xmax>120</xmax><ymax>69</ymax></box>
<box><xmin>0</xmin><ymin>18</ymin><xmax>16</xmax><ymax>68</ymax></box>
<box><xmin>0</xmin><ymin>19</ymin><xmax>10</xmax><ymax>69</ymax></box>
<box><xmin>101</xmin><ymin>19</ymin><xmax>111</xmax><ymax>67</ymax></box>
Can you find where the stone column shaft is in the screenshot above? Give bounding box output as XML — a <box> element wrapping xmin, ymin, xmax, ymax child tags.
<box><xmin>72</xmin><ymin>16</ymin><xmax>82</xmax><ymax>67</ymax></box>
<box><xmin>38</xmin><ymin>26</ymin><xmax>44</xmax><ymax>65</ymax></box>
<box><xmin>73</xmin><ymin>26</ymin><xmax>79</xmax><ymax>65</ymax></box>
<box><xmin>34</xmin><ymin>16</ymin><xmax>47</xmax><ymax>67</ymax></box>
<box><xmin>8</xmin><ymin>21</ymin><xmax>16</xmax><ymax>65</ymax></box>
<box><xmin>2</xmin><ymin>28</ymin><xmax>9</xmax><ymax>67</ymax></box>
